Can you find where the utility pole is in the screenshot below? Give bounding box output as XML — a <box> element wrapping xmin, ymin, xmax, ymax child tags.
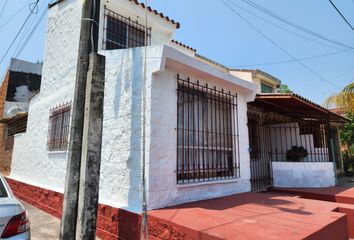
<box><xmin>60</xmin><ymin>0</ymin><xmax>101</xmax><ymax>239</ymax></box>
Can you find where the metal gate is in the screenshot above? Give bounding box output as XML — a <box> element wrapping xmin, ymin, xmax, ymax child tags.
<box><xmin>248</xmin><ymin>105</ymin><xmax>273</xmax><ymax>191</ymax></box>
<box><xmin>247</xmin><ymin>102</ymin><xmax>333</xmax><ymax>192</ymax></box>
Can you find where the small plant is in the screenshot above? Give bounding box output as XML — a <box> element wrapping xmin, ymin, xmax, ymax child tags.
<box><xmin>286</xmin><ymin>146</ymin><xmax>308</xmax><ymax>162</ymax></box>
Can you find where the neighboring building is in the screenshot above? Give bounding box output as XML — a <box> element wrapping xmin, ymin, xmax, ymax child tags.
<box><xmin>3</xmin><ymin>0</ymin><xmax>346</xmax><ymax>239</ymax></box>
<box><xmin>0</xmin><ymin>59</ymin><xmax>42</xmax><ymax>175</ymax></box>
<box><xmin>230</xmin><ymin>69</ymin><xmax>281</xmax><ymax>93</ymax></box>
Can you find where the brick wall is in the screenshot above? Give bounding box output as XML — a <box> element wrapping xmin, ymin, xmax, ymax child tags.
<box><xmin>0</xmin><ymin>71</ymin><xmax>13</xmax><ymax>175</ymax></box>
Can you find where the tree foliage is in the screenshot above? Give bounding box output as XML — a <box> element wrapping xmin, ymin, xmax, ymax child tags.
<box><xmin>324</xmin><ymin>82</ymin><xmax>354</xmax><ymax>114</ymax></box>
<box><xmin>341</xmin><ymin>113</ymin><xmax>354</xmax><ymax>146</ymax></box>
<box><xmin>277</xmin><ymin>84</ymin><xmax>293</xmax><ymax>93</ymax></box>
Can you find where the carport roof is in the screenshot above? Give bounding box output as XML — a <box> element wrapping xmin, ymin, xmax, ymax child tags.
<box><xmin>255</xmin><ymin>93</ymin><xmax>348</xmax><ymax>122</ymax></box>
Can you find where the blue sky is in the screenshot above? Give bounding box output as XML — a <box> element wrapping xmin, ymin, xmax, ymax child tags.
<box><xmin>0</xmin><ymin>0</ymin><xmax>353</xmax><ymax>104</ymax></box>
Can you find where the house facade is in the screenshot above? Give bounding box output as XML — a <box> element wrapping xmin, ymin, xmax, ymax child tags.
<box><xmin>2</xmin><ymin>0</ymin><xmax>345</xmax><ymax>239</ymax></box>
<box><xmin>4</xmin><ymin>1</ymin><xmax>256</xmax><ymax>238</ymax></box>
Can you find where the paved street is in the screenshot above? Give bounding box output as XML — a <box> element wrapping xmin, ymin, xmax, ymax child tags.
<box><xmin>21</xmin><ymin>201</ymin><xmax>60</xmax><ymax>240</ymax></box>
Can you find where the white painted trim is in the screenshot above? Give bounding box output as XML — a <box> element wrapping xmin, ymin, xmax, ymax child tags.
<box><xmin>176</xmin><ymin>178</ymin><xmax>240</xmax><ymax>188</ymax></box>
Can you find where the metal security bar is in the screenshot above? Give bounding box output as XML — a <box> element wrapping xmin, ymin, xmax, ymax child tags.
<box><xmin>177</xmin><ymin>75</ymin><xmax>240</xmax><ymax>184</ymax></box>
<box><xmin>247</xmin><ymin>103</ymin><xmax>333</xmax><ymax>191</ymax></box>
<box><xmin>103</xmin><ymin>6</ymin><xmax>151</xmax><ymax>50</ymax></box>
<box><xmin>47</xmin><ymin>102</ymin><xmax>71</xmax><ymax>151</ymax></box>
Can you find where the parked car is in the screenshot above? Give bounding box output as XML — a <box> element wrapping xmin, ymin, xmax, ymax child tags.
<box><xmin>0</xmin><ymin>175</ymin><xmax>30</xmax><ymax>239</ymax></box>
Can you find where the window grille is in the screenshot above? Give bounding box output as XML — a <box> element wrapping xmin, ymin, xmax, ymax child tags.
<box><xmin>176</xmin><ymin>75</ymin><xmax>240</xmax><ymax>183</ymax></box>
<box><xmin>47</xmin><ymin>102</ymin><xmax>71</xmax><ymax>151</ymax></box>
<box><xmin>103</xmin><ymin>6</ymin><xmax>151</xmax><ymax>50</ymax></box>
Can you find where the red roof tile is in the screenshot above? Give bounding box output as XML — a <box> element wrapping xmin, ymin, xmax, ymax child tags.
<box><xmin>48</xmin><ymin>0</ymin><xmax>180</xmax><ymax>29</ymax></box>
<box><xmin>171</xmin><ymin>40</ymin><xmax>196</xmax><ymax>52</ymax></box>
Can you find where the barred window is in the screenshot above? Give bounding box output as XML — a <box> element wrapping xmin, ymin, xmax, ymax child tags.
<box><xmin>177</xmin><ymin>75</ymin><xmax>240</xmax><ymax>184</ymax></box>
<box><xmin>47</xmin><ymin>102</ymin><xmax>71</xmax><ymax>151</ymax></box>
<box><xmin>103</xmin><ymin>7</ymin><xmax>151</xmax><ymax>50</ymax></box>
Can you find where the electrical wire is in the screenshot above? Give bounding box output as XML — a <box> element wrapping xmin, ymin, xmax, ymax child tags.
<box><xmin>220</xmin><ymin>0</ymin><xmax>341</xmax><ymax>90</ymax></box>
<box><xmin>233</xmin><ymin>0</ymin><xmax>353</xmax><ymax>49</ymax></box>
<box><xmin>14</xmin><ymin>4</ymin><xmax>47</xmax><ymax>58</ymax></box>
<box><xmin>0</xmin><ymin>0</ymin><xmax>40</xmax><ymax>66</ymax></box>
<box><xmin>328</xmin><ymin>0</ymin><xmax>354</xmax><ymax>31</ymax></box>
<box><xmin>231</xmin><ymin>48</ymin><xmax>354</xmax><ymax>68</ymax></box>
<box><xmin>227</xmin><ymin>0</ymin><xmax>343</xmax><ymax>50</ymax></box>
<box><xmin>0</xmin><ymin>0</ymin><xmax>8</xmax><ymax>19</ymax></box>
<box><xmin>13</xmin><ymin>0</ymin><xmax>47</xmax><ymax>58</ymax></box>
<box><xmin>0</xmin><ymin>3</ymin><xmax>28</xmax><ymax>30</ymax></box>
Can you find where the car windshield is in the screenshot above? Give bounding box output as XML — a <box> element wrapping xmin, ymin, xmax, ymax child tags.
<box><xmin>0</xmin><ymin>179</ymin><xmax>8</xmax><ymax>198</ymax></box>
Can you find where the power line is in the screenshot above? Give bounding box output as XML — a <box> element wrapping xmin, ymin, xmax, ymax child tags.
<box><xmin>328</xmin><ymin>0</ymin><xmax>354</xmax><ymax>31</ymax></box>
<box><xmin>233</xmin><ymin>0</ymin><xmax>353</xmax><ymax>49</ymax></box>
<box><xmin>13</xmin><ymin>0</ymin><xmax>47</xmax><ymax>58</ymax></box>
<box><xmin>0</xmin><ymin>0</ymin><xmax>8</xmax><ymax>19</ymax></box>
<box><xmin>228</xmin><ymin>0</ymin><xmax>342</xmax><ymax>50</ymax></box>
<box><xmin>0</xmin><ymin>3</ymin><xmax>28</xmax><ymax>30</ymax></box>
<box><xmin>0</xmin><ymin>0</ymin><xmax>39</xmax><ymax>66</ymax></box>
<box><xmin>220</xmin><ymin>0</ymin><xmax>341</xmax><ymax>90</ymax></box>
<box><xmin>231</xmin><ymin>48</ymin><xmax>354</xmax><ymax>68</ymax></box>
<box><xmin>14</xmin><ymin>4</ymin><xmax>47</xmax><ymax>58</ymax></box>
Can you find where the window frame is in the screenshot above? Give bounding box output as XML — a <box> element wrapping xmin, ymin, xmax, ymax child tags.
<box><xmin>176</xmin><ymin>75</ymin><xmax>240</xmax><ymax>184</ymax></box>
<box><xmin>47</xmin><ymin>102</ymin><xmax>71</xmax><ymax>152</ymax></box>
<box><xmin>103</xmin><ymin>6</ymin><xmax>151</xmax><ymax>50</ymax></box>
<box><xmin>260</xmin><ymin>82</ymin><xmax>274</xmax><ymax>93</ymax></box>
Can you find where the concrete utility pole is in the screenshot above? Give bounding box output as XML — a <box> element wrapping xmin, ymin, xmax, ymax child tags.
<box><xmin>60</xmin><ymin>0</ymin><xmax>101</xmax><ymax>239</ymax></box>
<box><xmin>76</xmin><ymin>52</ymin><xmax>105</xmax><ymax>240</ymax></box>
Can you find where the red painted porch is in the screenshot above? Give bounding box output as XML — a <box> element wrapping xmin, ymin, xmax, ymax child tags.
<box><xmin>148</xmin><ymin>192</ymin><xmax>353</xmax><ymax>240</ymax></box>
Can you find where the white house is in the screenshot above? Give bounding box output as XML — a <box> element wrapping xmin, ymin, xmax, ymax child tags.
<box><xmin>4</xmin><ymin>0</ymin><xmax>345</xmax><ymax>239</ymax></box>
<box><xmin>6</xmin><ymin>0</ymin><xmax>256</xmax><ymax>235</ymax></box>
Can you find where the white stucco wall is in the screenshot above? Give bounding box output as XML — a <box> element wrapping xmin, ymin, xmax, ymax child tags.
<box><xmin>10</xmin><ymin>0</ymin><xmax>257</xmax><ymax>215</ymax></box>
<box><xmin>10</xmin><ymin>0</ymin><xmax>81</xmax><ymax>192</ymax></box>
<box><xmin>272</xmin><ymin>162</ymin><xmax>335</xmax><ymax>188</ymax></box>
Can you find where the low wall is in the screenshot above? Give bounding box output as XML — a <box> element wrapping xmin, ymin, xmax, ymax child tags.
<box><xmin>272</xmin><ymin>162</ymin><xmax>335</xmax><ymax>188</ymax></box>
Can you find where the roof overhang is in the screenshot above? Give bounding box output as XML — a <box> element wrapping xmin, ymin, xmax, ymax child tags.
<box><xmin>255</xmin><ymin>93</ymin><xmax>348</xmax><ymax>123</ymax></box>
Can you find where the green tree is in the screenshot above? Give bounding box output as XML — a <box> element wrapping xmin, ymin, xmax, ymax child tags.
<box><xmin>341</xmin><ymin>113</ymin><xmax>354</xmax><ymax>146</ymax></box>
<box><xmin>277</xmin><ymin>84</ymin><xmax>293</xmax><ymax>93</ymax></box>
<box><xmin>324</xmin><ymin>82</ymin><xmax>354</xmax><ymax>114</ymax></box>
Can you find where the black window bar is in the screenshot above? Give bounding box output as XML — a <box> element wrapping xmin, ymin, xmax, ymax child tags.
<box><xmin>176</xmin><ymin>75</ymin><xmax>240</xmax><ymax>184</ymax></box>
<box><xmin>47</xmin><ymin>102</ymin><xmax>71</xmax><ymax>151</ymax></box>
<box><xmin>103</xmin><ymin>6</ymin><xmax>151</xmax><ymax>50</ymax></box>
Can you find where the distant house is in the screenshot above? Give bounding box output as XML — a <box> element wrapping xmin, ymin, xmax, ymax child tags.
<box><xmin>0</xmin><ymin>59</ymin><xmax>41</xmax><ymax>175</ymax></box>
<box><xmin>2</xmin><ymin>0</ymin><xmax>346</xmax><ymax>239</ymax></box>
<box><xmin>230</xmin><ymin>69</ymin><xmax>281</xmax><ymax>93</ymax></box>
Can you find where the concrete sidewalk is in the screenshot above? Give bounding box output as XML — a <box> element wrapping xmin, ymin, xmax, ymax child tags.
<box><xmin>22</xmin><ymin>201</ymin><xmax>101</xmax><ymax>240</ymax></box>
<box><xmin>21</xmin><ymin>201</ymin><xmax>60</xmax><ymax>240</ymax></box>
